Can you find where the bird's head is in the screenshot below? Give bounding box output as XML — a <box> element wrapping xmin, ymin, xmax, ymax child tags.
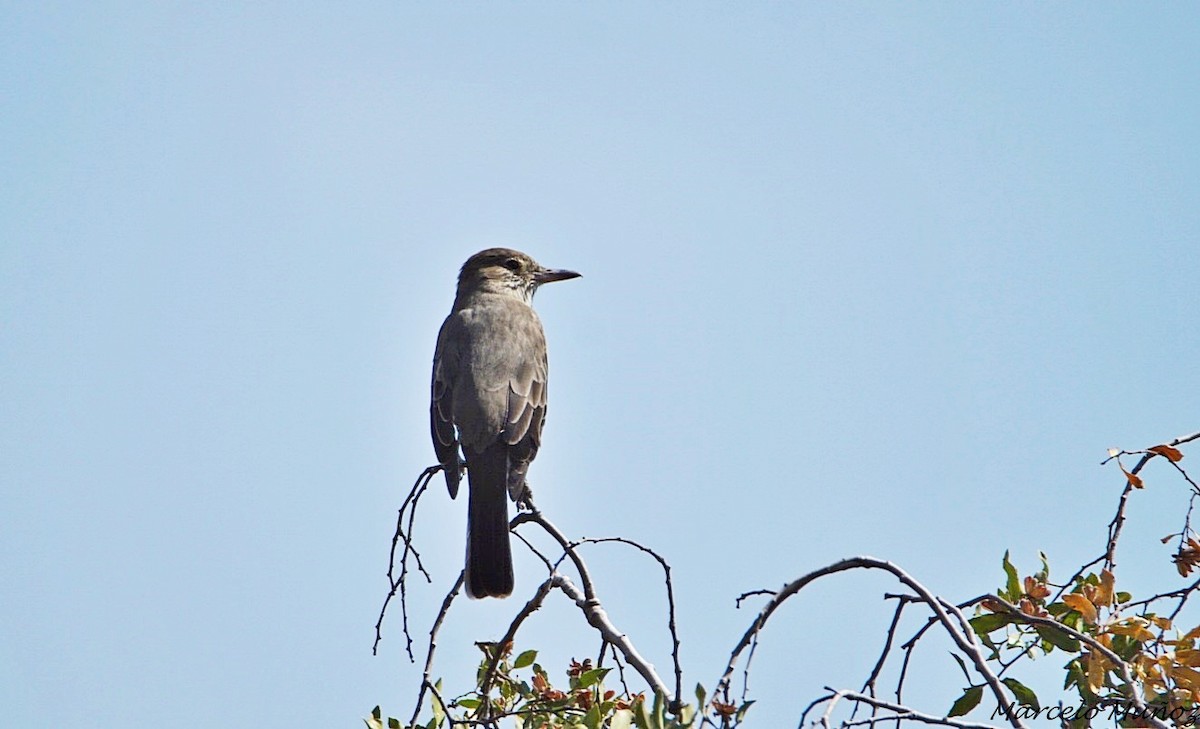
<box><xmin>456</xmin><ymin>248</ymin><xmax>580</xmax><ymax>303</ymax></box>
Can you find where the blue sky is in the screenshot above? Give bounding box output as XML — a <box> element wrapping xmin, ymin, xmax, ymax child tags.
<box><xmin>2</xmin><ymin>3</ymin><xmax>1198</xmax><ymax>727</ymax></box>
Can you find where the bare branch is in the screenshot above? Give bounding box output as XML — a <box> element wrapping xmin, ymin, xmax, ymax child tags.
<box><xmin>716</xmin><ymin>557</ymin><xmax>1023</xmax><ymax>729</ymax></box>
<box><xmin>374</xmin><ymin>465</ymin><xmax>438</xmax><ymax>658</ymax></box>
<box><xmin>801</xmin><ymin>689</ymin><xmax>1004</xmax><ymax>729</ymax></box>
<box><xmin>512</xmin><ymin>504</ymin><xmax>595</xmax><ymax>600</ymax></box>
<box><xmin>575</xmin><ymin>535</ymin><xmax>684</xmax><ymax>710</ymax></box>
<box><xmin>550</xmin><ymin>572</ymin><xmax>670</xmax><ymax>698</ymax></box>
<box><xmin>1103</xmin><ymin>430</ymin><xmax>1200</xmax><ymax>570</ymax></box>
<box><xmin>479</xmin><ymin>577</ymin><xmax>555</xmax><ymax>698</ymax></box>
<box><xmin>859</xmin><ymin>597</ymin><xmax>909</xmax><ymax>702</ymax></box>
<box><xmin>735</xmin><ymin>589</ymin><xmax>777</xmax><ymax>608</ymax></box>
<box><xmin>409</xmin><ymin>572</ymin><xmax>464</xmax><ymax>729</ymax></box>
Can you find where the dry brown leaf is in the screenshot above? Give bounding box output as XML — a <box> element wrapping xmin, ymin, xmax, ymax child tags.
<box><xmin>1122</xmin><ymin>467</ymin><xmax>1144</xmax><ymax>488</ymax></box>
<box><xmin>1149</xmin><ymin>444</ymin><xmax>1184</xmax><ymax>462</ymax></box>
<box><xmin>711</xmin><ymin>701</ymin><xmax>737</xmax><ymax>717</ymax></box>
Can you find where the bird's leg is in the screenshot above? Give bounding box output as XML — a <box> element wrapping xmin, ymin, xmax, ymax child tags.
<box><xmin>516</xmin><ymin>484</ymin><xmax>536</xmax><ymax>512</ymax></box>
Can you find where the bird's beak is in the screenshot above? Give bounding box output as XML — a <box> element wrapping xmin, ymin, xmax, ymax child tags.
<box><xmin>534</xmin><ymin>268</ymin><xmax>581</xmax><ymax>284</ymax></box>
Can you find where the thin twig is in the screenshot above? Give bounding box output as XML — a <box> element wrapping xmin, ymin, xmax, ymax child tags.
<box><xmin>575</xmin><ymin>535</ymin><xmax>684</xmax><ymax>710</ymax></box>
<box><xmin>800</xmin><ymin>689</ymin><xmax>1003</xmax><ymax>729</ymax></box>
<box><xmin>858</xmin><ymin>597</ymin><xmax>909</xmax><ymax>706</ymax></box>
<box><xmin>479</xmin><ymin>577</ymin><xmax>555</xmax><ymax>698</ymax></box>
<box><xmin>735</xmin><ymin>589</ymin><xmax>777</xmax><ymax>608</ymax></box>
<box><xmin>512</xmin><ymin>505</ymin><xmax>595</xmax><ymax>600</ymax></box>
<box><xmin>374</xmin><ymin>465</ymin><xmax>438</xmax><ymax>658</ymax></box>
<box><xmin>409</xmin><ymin>572</ymin><xmax>464</xmax><ymax>728</ymax></box>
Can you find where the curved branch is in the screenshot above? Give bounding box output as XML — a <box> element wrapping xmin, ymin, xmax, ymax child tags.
<box><xmin>513</xmin><ymin>504</ymin><xmax>595</xmax><ymax>600</ymax></box>
<box><xmin>508</xmin><ymin>503</ymin><xmax>670</xmax><ymax>700</ymax></box>
<box><xmin>551</xmin><ymin>572</ymin><xmax>669</xmax><ymax>698</ymax></box>
<box><xmin>716</xmin><ymin>556</ymin><xmax>1023</xmax><ymax>729</ymax></box>
<box><xmin>574</xmin><ymin>536</ymin><xmax>684</xmax><ymax>710</ymax></box>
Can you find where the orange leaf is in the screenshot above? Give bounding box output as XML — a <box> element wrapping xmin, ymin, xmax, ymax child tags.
<box><xmin>1170</xmin><ymin>664</ymin><xmax>1200</xmax><ymax>691</ymax></box>
<box><xmin>1149</xmin><ymin>444</ymin><xmax>1184</xmax><ymax>462</ymax></box>
<box><xmin>1107</xmin><ymin>619</ymin><xmax>1155</xmax><ymax>643</ymax></box>
<box><xmin>1063</xmin><ymin>593</ymin><xmax>1099</xmax><ymax>624</ymax></box>
<box><xmin>1095</xmin><ymin>569</ymin><xmax>1115</xmax><ymax>607</ymax></box>
<box><xmin>1122</xmin><ymin>467</ymin><xmax>1144</xmax><ymax>488</ymax></box>
<box><xmin>1085</xmin><ymin>651</ymin><xmax>1111</xmax><ymax>692</ymax></box>
<box><xmin>1178</xmin><ymin>648</ymin><xmax>1200</xmax><ymax>668</ymax></box>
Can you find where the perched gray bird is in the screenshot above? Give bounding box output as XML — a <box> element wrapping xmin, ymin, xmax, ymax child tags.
<box><xmin>430</xmin><ymin>248</ymin><xmax>580</xmax><ymax>598</ymax></box>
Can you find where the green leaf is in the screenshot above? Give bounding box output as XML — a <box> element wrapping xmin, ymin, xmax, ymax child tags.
<box><xmin>695</xmin><ymin>682</ymin><xmax>706</xmax><ymax>709</ymax></box>
<box><xmin>577</xmin><ymin>667</ymin><xmax>611</xmax><ymax>690</ymax></box>
<box><xmin>583</xmin><ymin>702</ymin><xmax>603</xmax><ymax>729</ymax></box>
<box><xmin>513</xmin><ymin>650</ymin><xmax>537</xmax><ymax>669</ymax></box>
<box><xmin>949</xmin><ymin>652</ymin><xmax>970</xmax><ymax>679</ymax></box>
<box><xmin>970</xmin><ymin>613</ymin><xmax>1012</xmax><ymax>635</ymax></box>
<box><xmin>652</xmin><ymin>690</ymin><xmax>666</xmax><ymax>729</ymax></box>
<box><xmin>679</xmin><ymin>703</ymin><xmax>696</xmax><ymax>725</ymax></box>
<box><xmin>387</xmin><ymin>718</ymin><xmax>400</xmax><ymax>729</ymax></box>
<box><xmin>365</xmin><ymin>706</ymin><xmax>384</xmax><ymax>729</ymax></box>
<box><xmin>1112</xmin><ymin>634</ymin><xmax>1140</xmax><ymax>661</ymax></box>
<box><xmin>1063</xmin><ymin>658</ymin><xmax>1083</xmax><ymax>690</ymax></box>
<box><xmin>1002</xmin><ymin>551</ymin><xmax>1020</xmax><ymax>601</ymax></box>
<box><xmin>977</xmin><ymin>629</ymin><xmax>999</xmax><ymax>654</ymax></box>
<box><xmin>635</xmin><ymin>694</ymin><xmax>656</xmax><ymax>729</ymax></box>
<box><xmin>948</xmin><ymin>686</ymin><xmax>983</xmax><ymax>717</ymax></box>
<box><xmin>1036</xmin><ymin>551</ymin><xmax>1050</xmax><ymax>583</ymax></box>
<box><xmin>611</xmin><ymin>708</ymin><xmax>634</xmax><ymax>729</ymax></box>
<box><xmin>735</xmin><ymin>700</ymin><xmax>755</xmax><ymax>723</ymax></box>
<box><xmin>456</xmin><ymin>698</ymin><xmax>481</xmax><ymax>710</ymax></box>
<box><xmin>1116</xmin><ymin>591</ymin><xmax>1132</xmax><ymax>604</ymax></box>
<box><xmin>1036</xmin><ymin>624</ymin><xmax>1080</xmax><ymax>653</ymax></box>
<box><xmin>431</xmin><ymin>683</ymin><xmax>446</xmax><ymax>725</ymax></box>
<box><xmin>1002</xmin><ymin>677</ymin><xmax>1040</xmax><ymax>711</ymax></box>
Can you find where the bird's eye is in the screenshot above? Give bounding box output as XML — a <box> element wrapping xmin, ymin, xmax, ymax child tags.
<box><xmin>503</xmin><ymin>258</ymin><xmax>521</xmax><ymax>271</ymax></box>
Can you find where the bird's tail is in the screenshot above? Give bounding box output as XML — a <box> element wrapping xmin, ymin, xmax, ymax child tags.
<box><xmin>465</xmin><ymin>443</ymin><xmax>514</xmax><ymax>598</ymax></box>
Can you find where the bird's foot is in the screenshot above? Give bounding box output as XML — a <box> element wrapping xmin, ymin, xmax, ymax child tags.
<box><xmin>516</xmin><ymin>484</ymin><xmax>536</xmax><ymax>512</ymax></box>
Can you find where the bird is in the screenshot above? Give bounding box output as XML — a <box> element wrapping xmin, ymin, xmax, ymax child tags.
<box><xmin>430</xmin><ymin>248</ymin><xmax>580</xmax><ymax>598</ymax></box>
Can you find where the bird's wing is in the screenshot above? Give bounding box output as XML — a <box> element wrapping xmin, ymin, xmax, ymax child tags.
<box><xmin>502</xmin><ymin>325</ymin><xmax>548</xmax><ymax>500</ymax></box>
<box><xmin>431</xmin><ymin>315</ymin><xmax>462</xmax><ymax>498</ymax></box>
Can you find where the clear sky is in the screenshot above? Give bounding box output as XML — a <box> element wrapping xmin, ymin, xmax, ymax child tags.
<box><xmin>2</xmin><ymin>3</ymin><xmax>1198</xmax><ymax>727</ymax></box>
